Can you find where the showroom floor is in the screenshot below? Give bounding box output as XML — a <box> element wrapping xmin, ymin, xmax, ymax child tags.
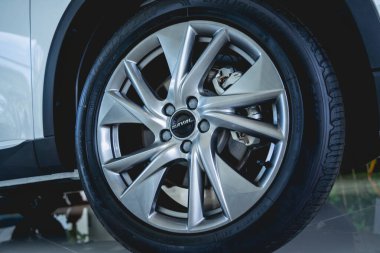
<box><xmin>0</xmin><ymin>168</ymin><xmax>379</xmax><ymax>253</ymax></box>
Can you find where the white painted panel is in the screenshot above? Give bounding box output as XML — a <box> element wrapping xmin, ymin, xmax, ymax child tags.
<box><xmin>31</xmin><ymin>0</ymin><xmax>71</xmax><ymax>139</ymax></box>
<box><xmin>374</xmin><ymin>0</ymin><xmax>380</xmax><ymax>17</ymax></box>
<box><xmin>0</xmin><ymin>0</ymin><xmax>34</xmax><ymax>147</ymax></box>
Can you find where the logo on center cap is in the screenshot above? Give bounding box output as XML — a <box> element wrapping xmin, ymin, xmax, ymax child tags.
<box><xmin>170</xmin><ymin>110</ymin><xmax>196</xmax><ymax>138</ymax></box>
<box><xmin>171</xmin><ymin>118</ymin><xmax>194</xmax><ymax>130</ymax></box>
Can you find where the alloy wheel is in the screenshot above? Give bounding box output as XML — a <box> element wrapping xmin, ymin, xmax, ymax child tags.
<box><xmin>96</xmin><ymin>21</ymin><xmax>289</xmax><ymax>233</ymax></box>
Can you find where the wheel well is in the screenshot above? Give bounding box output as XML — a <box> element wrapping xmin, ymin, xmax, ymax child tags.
<box><xmin>51</xmin><ymin>0</ymin><xmax>379</xmax><ymax>170</ymax></box>
<box><xmin>51</xmin><ymin>0</ymin><xmax>143</xmax><ymax>170</ymax></box>
<box><xmin>272</xmin><ymin>0</ymin><xmax>380</xmax><ymax>168</ymax></box>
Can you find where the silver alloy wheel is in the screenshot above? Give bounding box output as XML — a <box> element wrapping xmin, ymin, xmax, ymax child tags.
<box><xmin>96</xmin><ymin>21</ymin><xmax>289</xmax><ymax>233</ymax></box>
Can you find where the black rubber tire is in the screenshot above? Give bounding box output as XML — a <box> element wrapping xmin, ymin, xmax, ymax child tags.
<box><xmin>76</xmin><ymin>1</ymin><xmax>345</xmax><ymax>252</ymax></box>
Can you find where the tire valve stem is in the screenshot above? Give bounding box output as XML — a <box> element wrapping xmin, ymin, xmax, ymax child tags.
<box><xmin>257</xmin><ymin>160</ymin><xmax>272</xmax><ymax>169</ymax></box>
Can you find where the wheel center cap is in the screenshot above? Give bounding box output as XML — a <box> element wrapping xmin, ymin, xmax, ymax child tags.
<box><xmin>170</xmin><ymin>110</ymin><xmax>196</xmax><ymax>138</ymax></box>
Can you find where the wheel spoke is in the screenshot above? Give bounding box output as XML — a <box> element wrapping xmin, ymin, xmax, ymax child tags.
<box><xmin>200</xmin><ymin>89</ymin><xmax>283</xmax><ymax>111</ymax></box>
<box><xmin>214</xmin><ymin>155</ymin><xmax>263</xmax><ymax>219</ymax></box>
<box><xmin>157</xmin><ymin>23</ymin><xmax>196</xmax><ymax>103</ymax></box>
<box><xmin>104</xmin><ymin>90</ymin><xmax>165</xmax><ymax>135</ymax></box>
<box><xmin>223</xmin><ymin>54</ymin><xmax>284</xmax><ymax>96</ymax></box>
<box><xmin>98</xmin><ymin>90</ymin><xmax>140</xmax><ymax>126</ymax></box>
<box><xmin>181</xmin><ymin>28</ymin><xmax>230</xmax><ymax>99</ymax></box>
<box><xmin>187</xmin><ymin>149</ymin><xmax>204</xmax><ymax>230</ymax></box>
<box><xmin>119</xmin><ymin>144</ymin><xmax>182</xmax><ymax>219</ymax></box>
<box><xmin>156</xmin><ymin>23</ymin><xmax>196</xmax><ymax>80</ymax></box>
<box><xmin>197</xmin><ymin>136</ymin><xmax>261</xmax><ymax>220</ymax></box>
<box><xmin>103</xmin><ymin>142</ymin><xmax>171</xmax><ymax>173</ymax></box>
<box><xmin>197</xmin><ymin>136</ymin><xmax>231</xmax><ymax>219</ymax></box>
<box><xmin>205</xmin><ymin>112</ymin><xmax>284</xmax><ymax>142</ymax></box>
<box><xmin>123</xmin><ymin>60</ymin><xmax>163</xmax><ymax>116</ymax></box>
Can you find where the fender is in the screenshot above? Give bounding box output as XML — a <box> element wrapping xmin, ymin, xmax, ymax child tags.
<box><xmin>346</xmin><ymin>0</ymin><xmax>380</xmax><ymax>130</ymax></box>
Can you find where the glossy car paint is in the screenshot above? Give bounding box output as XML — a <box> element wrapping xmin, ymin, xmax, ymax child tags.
<box><xmin>0</xmin><ymin>0</ymin><xmax>33</xmax><ymax>147</ymax></box>
<box><xmin>31</xmin><ymin>0</ymin><xmax>70</xmax><ymax>140</ymax></box>
<box><xmin>0</xmin><ymin>0</ymin><xmax>69</xmax><ymax>150</ymax></box>
<box><xmin>375</xmin><ymin>0</ymin><xmax>380</xmax><ymax>14</ymax></box>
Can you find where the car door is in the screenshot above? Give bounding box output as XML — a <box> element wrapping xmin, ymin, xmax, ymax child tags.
<box><xmin>0</xmin><ymin>0</ymin><xmax>33</xmax><ymax>149</ymax></box>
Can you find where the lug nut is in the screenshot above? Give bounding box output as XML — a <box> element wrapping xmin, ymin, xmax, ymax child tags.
<box><xmin>163</xmin><ymin>104</ymin><xmax>175</xmax><ymax>116</ymax></box>
<box><xmin>161</xmin><ymin>130</ymin><xmax>172</xmax><ymax>142</ymax></box>
<box><xmin>181</xmin><ymin>141</ymin><xmax>192</xmax><ymax>153</ymax></box>
<box><xmin>198</xmin><ymin>120</ymin><xmax>210</xmax><ymax>133</ymax></box>
<box><xmin>187</xmin><ymin>97</ymin><xmax>198</xmax><ymax>110</ymax></box>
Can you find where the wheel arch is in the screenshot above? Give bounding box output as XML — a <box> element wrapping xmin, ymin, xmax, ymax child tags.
<box><xmin>272</xmin><ymin>0</ymin><xmax>380</xmax><ymax>168</ymax></box>
<box><xmin>43</xmin><ymin>0</ymin><xmax>143</xmax><ymax>170</ymax></box>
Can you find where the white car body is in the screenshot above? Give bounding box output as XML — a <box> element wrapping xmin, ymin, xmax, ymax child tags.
<box><xmin>0</xmin><ymin>0</ymin><xmax>69</xmax><ymax>149</ymax></box>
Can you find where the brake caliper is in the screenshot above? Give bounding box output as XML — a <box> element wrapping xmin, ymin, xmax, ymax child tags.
<box><xmin>212</xmin><ymin>66</ymin><xmax>261</xmax><ymax>147</ymax></box>
<box><xmin>212</xmin><ymin>67</ymin><xmax>242</xmax><ymax>94</ymax></box>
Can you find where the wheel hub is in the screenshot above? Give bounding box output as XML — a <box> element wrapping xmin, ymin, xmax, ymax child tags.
<box><xmin>170</xmin><ymin>110</ymin><xmax>196</xmax><ymax>138</ymax></box>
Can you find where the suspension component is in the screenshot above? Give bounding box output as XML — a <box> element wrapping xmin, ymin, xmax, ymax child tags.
<box><xmin>212</xmin><ymin>67</ymin><xmax>242</xmax><ymax>95</ymax></box>
<box><xmin>231</xmin><ymin>106</ymin><xmax>263</xmax><ymax>146</ymax></box>
<box><xmin>212</xmin><ymin>66</ymin><xmax>263</xmax><ymax>147</ymax></box>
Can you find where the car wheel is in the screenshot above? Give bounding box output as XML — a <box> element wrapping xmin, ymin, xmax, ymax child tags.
<box><xmin>76</xmin><ymin>0</ymin><xmax>345</xmax><ymax>252</ymax></box>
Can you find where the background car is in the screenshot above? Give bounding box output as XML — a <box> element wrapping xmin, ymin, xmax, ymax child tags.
<box><xmin>1</xmin><ymin>0</ymin><xmax>380</xmax><ymax>252</ymax></box>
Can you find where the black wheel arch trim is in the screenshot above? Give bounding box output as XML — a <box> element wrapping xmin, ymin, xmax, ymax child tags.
<box><xmin>43</xmin><ymin>0</ymin><xmax>86</xmax><ymax>137</ymax></box>
<box><xmin>43</xmin><ymin>0</ymin><xmax>145</xmax><ymax>138</ymax></box>
<box><xmin>42</xmin><ymin>0</ymin><xmax>143</xmax><ymax>171</ymax></box>
<box><xmin>0</xmin><ymin>137</ymin><xmax>65</xmax><ymax>182</ymax></box>
<box><xmin>345</xmin><ymin>0</ymin><xmax>380</xmax><ymax>70</ymax></box>
<box><xmin>346</xmin><ymin>0</ymin><xmax>380</xmax><ymax>135</ymax></box>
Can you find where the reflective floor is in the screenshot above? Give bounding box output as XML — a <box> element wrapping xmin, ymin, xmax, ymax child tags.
<box><xmin>0</xmin><ymin>169</ymin><xmax>380</xmax><ymax>253</ymax></box>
